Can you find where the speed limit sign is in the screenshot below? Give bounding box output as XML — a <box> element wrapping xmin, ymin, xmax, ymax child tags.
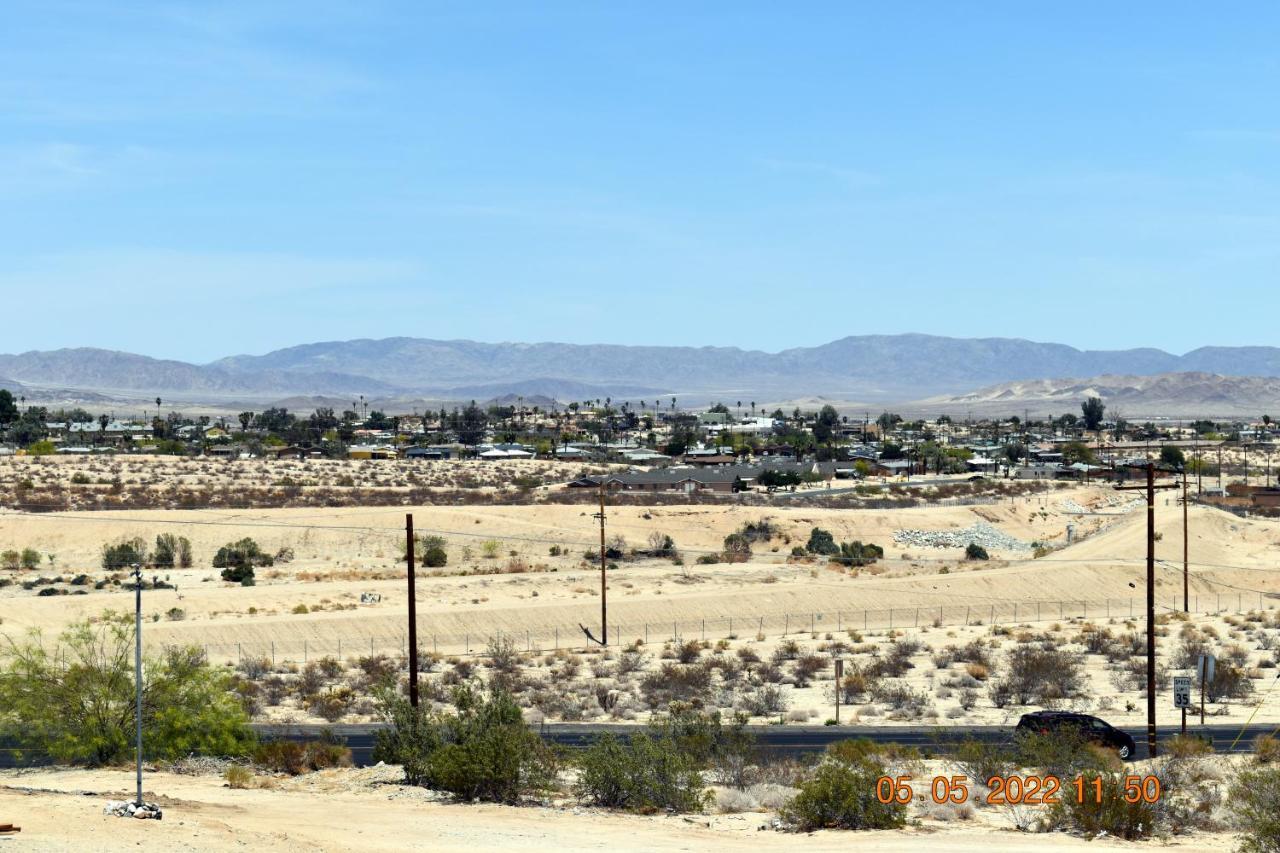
<box><xmin>1173</xmin><ymin>676</ymin><xmax>1192</xmax><ymax>709</ymax></box>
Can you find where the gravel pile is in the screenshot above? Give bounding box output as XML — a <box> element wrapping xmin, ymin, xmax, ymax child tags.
<box><xmin>893</xmin><ymin>522</ymin><xmax>1031</xmax><ymax>552</ymax></box>
<box><xmin>103</xmin><ymin>800</ymin><xmax>163</xmax><ymax>820</ymax></box>
<box><xmin>1060</xmin><ymin>496</ymin><xmax>1142</xmax><ymax>514</ymax></box>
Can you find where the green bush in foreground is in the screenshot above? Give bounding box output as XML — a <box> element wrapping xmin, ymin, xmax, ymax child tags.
<box><xmin>575</xmin><ymin>731</ymin><xmax>709</xmax><ymax>813</ymax></box>
<box><xmin>1230</xmin><ymin>766</ymin><xmax>1280</xmax><ymax>853</ymax></box>
<box><xmin>781</xmin><ymin>754</ymin><xmax>906</xmax><ymax>831</ymax></box>
<box><xmin>0</xmin><ymin>616</ymin><xmax>253</xmax><ymax>766</ymax></box>
<box><xmin>373</xmin><ymin>683</ymin><xmax>556</xmax><ymax>803</ymax></box>
<box><xmin>1044</xmin><ymin>771</ymin><xmax>1157</xmax><ymax>840</ymax></box>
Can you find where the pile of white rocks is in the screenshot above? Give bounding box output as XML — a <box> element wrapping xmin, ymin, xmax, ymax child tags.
<box><xmin>893</xmin><ymin>521</ymin><xmax>1031</xmax><ymax>552</ymax></box>
<box><xmin>1060</xmin><ymin>496</ymin><xmax>1142</xmax><ymax>514</ymax></box>
<box><xmin>103</xmin><ymin>800</ymin><xmax>163</xmax><ymax>820</ymax></box>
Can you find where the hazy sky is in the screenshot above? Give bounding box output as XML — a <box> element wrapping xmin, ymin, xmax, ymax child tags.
<box><xmin>3</xmin><ymin>3</ymin><xmax>1278</xmax><ymax>362</ymax></box>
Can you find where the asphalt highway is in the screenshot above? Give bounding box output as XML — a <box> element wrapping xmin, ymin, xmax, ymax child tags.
<box><xmin>254</xmin><ymin>722</ymin><xmax>1275</xmax><ymax>766</ymax></box>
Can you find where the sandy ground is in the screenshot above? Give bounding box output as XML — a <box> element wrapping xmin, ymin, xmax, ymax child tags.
<box><xmin>0</xmin><ymin>764</ymin><xmax>1240</xmax><ymax>852</ymax></box>
<box><xmin>3</xmin><ymin>485</ymin><xmax>1280</xmax><ymax>729</ymax></box>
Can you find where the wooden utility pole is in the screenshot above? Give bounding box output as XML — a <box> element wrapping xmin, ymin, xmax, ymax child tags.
<box><xmin>1182</xmin><ymin>468</ymin><xmax>1189</xmax><ymax>613</ymax></box>
<box><xmin>598</xmin><ymin>485</ymin><xmax>608</xmax><ymax>646</ymax></box>
<box><xmin>580</xmin><ymin>485</ymin><xmax>609</xmax><ymax>646</ymax></box>
<box><xmin>1116</xmin><ymin>463</ymin><xmax>1178</xmax><ymax>759</ymax></box>
<box><xmin>406</xmin><ymin>513</ymin><xmax>419</xmax><ymax>708</ymax></box>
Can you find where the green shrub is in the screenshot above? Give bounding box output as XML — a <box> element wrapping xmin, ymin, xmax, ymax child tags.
<box><xmin>213</xmin><ymin>538</ymin><xmax>273</xmax><ymax>582</ymax></box>
<box><xmin>1230</xmin><ymin>766</ymin><xmax>1280</xmax><ymax>852</ymax></box>
<box><xmin>649</xmin><ymin>706</ymin><xmax>756</xmax><ymax>786</ymax></box>
<box><xmin>253</xmin><ymin>734</ymin><xmax>352</xmax><ymax>775</ymax></box>
<box><xmin>372</xmin><ymin>684</ymin><xmax>555</xmax><ymax>802</ymax></box>
<box><xmin>1165</xmin><ymin>733</ymin><xmax>1213</xmax><ymax>759</ymax></box>
<box><xmin>0</xmin><ymin>550</ymin><xmax>18</xmax><ymax>571</ymax></box>
<box><xmin>19</xmin><ymin>548</ymin><xmax>40</xmax><ymax>570</ymax></box>
<box><xmin>1014</xmin><ymin>727</ymin><xmax>1115</xmax><ymax>778</ymax></box>
<box><xmin>781</xmin><ymin>755</ymin><xmax>906</xmax><ymax>831</ymax></box>
<box><xmin>806</xmin><ymin>528</ymin><xmax>839</xmax><ymax>556</ymax></box>
<box><xmin>951</xmin><ymin>737</ymin><xmax>1015</xmax><ymax>782</ymax></box>
<box><xmin>0</xmin><ymin>617</ymin><xmax>253</xmax><ymax>766</ymax></box>
<box><xmin>1255</xmin><ymin>734</ymin><xmax>1280</xmax><ymax>765</ymax></box>
<box><xmin>575</xmin><ymin>731</ymin><xmax>709</xmax><ymax>813</ymax></box>
<box><xmin>1045</xmin><ymin>771</ymin><xmax>1157</xmax><ymax>840</ymax></box>
<box><xmin>225</xmin><ymin>764</ymin><xmax>254</xmax><ymax>788</ymax></box>
<box><xmin>422</xmin><ymin>545</ymin><xmax>448</xmax><ymax>568</ymax></box>
<box><xmin>965</xmin><ymin>542</ymin><xmax>990</xmax><ymax>560</ymax></box>
<box><xmin>722</xmin><ymin>533</ymin><xmax>752</xmax><ymax>563</ymax></box>
<box><xmin>153</xmin><ymin>534</ymin><xmax>193</xmax><ymax>569</ymax></box>
<box><xmin>101</xmin><ymin>537</ymin><xmax>147</xmax><ymax>570</ymax></box>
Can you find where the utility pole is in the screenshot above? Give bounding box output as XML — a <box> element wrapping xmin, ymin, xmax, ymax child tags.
<box><xmin>1116</xmin><ymin>462</ymin><xmax>1177</xmax><ymax>759</ymax></box>
<box><xmin>406</xmin><ymin>514</ymin><xmax>419</xmax><ymax>708</ymax></box>
<box><xmin>132</xmin><ymin>563</ymin><xmax>144</xmax><ymax>808</ymax></box>
<box><xmin>1182</xmin><ymin>468</ymin><xmax>1189</xmax><ymax>612</ymax></box>
<box><xmin>581</xmin><ymin>485</ymin><xmax>609</xmax><ymax>646</ymax></box>
<box><xmin>598</xmin><ymin>485</ymin><xmax>608</xmax><ymax>646</ymax></box>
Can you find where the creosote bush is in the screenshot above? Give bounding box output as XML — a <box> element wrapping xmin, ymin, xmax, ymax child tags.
<box><xmin>781</xmin><ymin>750</ymin><xmax>906</xmax><ymax>831</ymax></box>
<box><xmin>372</xmin><ymin>683</ymin><xmax>556</xmax><ymax>803</ymax></box>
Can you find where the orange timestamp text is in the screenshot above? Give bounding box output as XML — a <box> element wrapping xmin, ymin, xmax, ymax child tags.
<box><xmin>874</xmin><ymin>774</ymin><xmax>1162</xmax><ymax>806</ymax></box>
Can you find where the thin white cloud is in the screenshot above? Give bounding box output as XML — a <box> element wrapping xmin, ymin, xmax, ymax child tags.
<box><xmin>0</xmin><ymin>142</ymin><xmax>162</xmax><ymax>194</ymax></box>
<box><xmin>755</xmin><ymin>157</ymin><xmax>884</xmax><ymax>189</ymax></box>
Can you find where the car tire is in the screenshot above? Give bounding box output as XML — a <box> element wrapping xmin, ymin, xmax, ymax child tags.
<box><xmin>1118</xmin><ymin>743</ymin><xmax>1132</xmax><ymax>760</ymax></box>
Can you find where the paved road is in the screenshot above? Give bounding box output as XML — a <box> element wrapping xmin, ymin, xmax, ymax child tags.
<box><xmin>254</xmin><ymin>722</ymin><xmax>1275</xmax><ymax>766</ymax></box>
<box><xmin>3</xmin><ymin>723</ymin><xmax>1267</xmax><ymax>769</ymax></box>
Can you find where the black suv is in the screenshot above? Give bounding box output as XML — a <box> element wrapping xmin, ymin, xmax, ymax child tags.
<box><xmin>1015</xmin><ymin>711</ymin><xmax>1136</xmax><ymax>760</ymax></box>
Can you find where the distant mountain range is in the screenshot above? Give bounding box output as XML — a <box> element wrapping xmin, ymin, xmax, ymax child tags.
<box><xmin>927</xmin><ymin>372</ymin><xmax>1280</xmax><ymax>417</ymax></box>
<box><xmin>3</xmin><ymin>335</ymin><xmax>1280</xmax><ymax>410</ymax></box>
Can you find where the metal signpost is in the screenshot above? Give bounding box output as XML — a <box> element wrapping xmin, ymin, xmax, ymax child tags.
<box><xmin>1197</xmin><ymin>654</ymin><xmax>1215</xmax><ymax>727</ymax></box>
<box><xmin>834</xmin><ymin>658</ymin><xmax>844</xmax><ymax>723</ymax></box>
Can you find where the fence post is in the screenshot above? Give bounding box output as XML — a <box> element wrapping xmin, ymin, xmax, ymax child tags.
<box><xmin>965</xmin><ymin>606</ymin><xmax>969</xmax><ymax>626</ymax></box>
<box><xmin>237</xmin><ymin>642</ymin><xmax>241</xmax><ymax>664</ymax></box>
<box><xmin>338</xmin><ymin>639</ymin><xmax>342</xmax><ymax>659</ymax></box>
<box><xmin>673</xmin><ymin>621</ymin><xmax>678</xmax><ymax>642</ymax></box>
<box><xmin>785</xmin><ymin>614</ymin><xmax>789</xmax><ymax>635</ymax></box>
<box><xmin>864</xmin><ymin>610</ymin><xmax>867</xmax><ymax>632</ymax></box>
<box><xmin>527</xmin><ymin>630</ymin><xmax>531</xmax><ymax>651</ymax></box>
<box><xmin>465</xmin><ymin>633</ymin><xmax>469</xmax><ymax>652</ymax></box>
<box><xmin>371</xmin><ymin>637</ymin><xmax>375</xmax><ymax>655</ymax></box>
<box><xmin>889</xmin><ymin>610</ymin><xmax>893</xmax><ymax>629</ymax></box>
<box><xmin>990</xmin><ymin>605</ymin><xmax>994</xmax><ymax>624</ymax></box>
<box><xmin>702</xmin><ymin>619</ymin><xmax>706</xmax><ymax>641</ymax></box>
<box><xmin>643</xmin><ymin>624</ymin><xmax>647</xmax><ymax>645</ymax></box>
<box><xmin>730</xmin><ymin>617</ymin><xmax>734</xmax><ymax>637</ymax></box>
<box><xmin>837</xmin><ymin>612</ymin><xmax>841</xmax><ymax>632</ymax></box>
<box><xmin>914</xmin><ymin>607</ymin><xmax>919</xmax><ymax>628</ymax></box>
<box><xmin>271</xmin><ymin>641</ymin><xmax>275</xmax><ymax>667</ymax></box>
<box><xmin>810</xmin><ymin>613</ymin><xmax>815</xmax><ymax>634</ymax></box>
<box><xmin>304</xmin><ymin>640</ymin><xmax>308</xmax><ymax>663</ymax></box>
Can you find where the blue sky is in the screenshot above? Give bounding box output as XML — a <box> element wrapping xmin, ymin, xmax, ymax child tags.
<box><xmin>2</xmin><ymin>2</ymin><xmax>1278</xmax><ymax>362</ymax></box>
